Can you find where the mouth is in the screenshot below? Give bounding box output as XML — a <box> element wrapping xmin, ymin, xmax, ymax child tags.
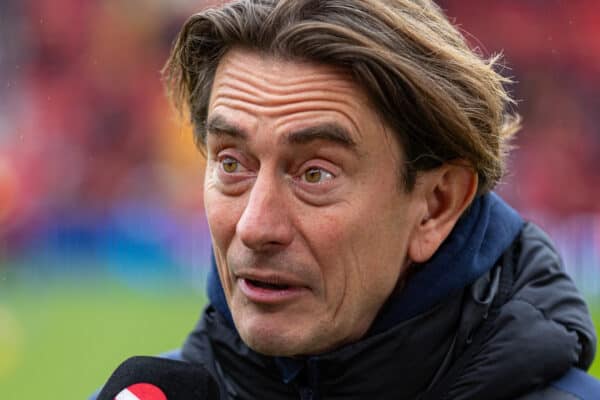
<box><xmin>245</xmin><ymin>279</ymin><xmax>291</xmax><ymax>291</ymax></box>
<box><xmin>237</xmin><ymin>274</ymin><xmax>308</xmax><ymax>304</ymax></box>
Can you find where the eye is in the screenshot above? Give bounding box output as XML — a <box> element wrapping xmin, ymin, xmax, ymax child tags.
<box><xmin>221</xmin><ymin>156</ymin><xmax>240</xmax><ymax>173</ymax></box>
<box><xmin>302</xmin><ymin>167</ymin><xmax>334</xmax><ymax>184</ymax></box>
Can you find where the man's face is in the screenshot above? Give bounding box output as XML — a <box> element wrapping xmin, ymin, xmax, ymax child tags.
<box><xmin>204</xmin><ymin>48</ymin><xmax>425</xmax><ymax>356</ymax></box>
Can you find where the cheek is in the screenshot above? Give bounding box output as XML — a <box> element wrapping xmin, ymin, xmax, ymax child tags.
<box><xmin>304</xmin><ymin>203</ymin><xmax>411</xmax><ymax>306</ymax></box>
<box><xmin>204</xmin><ymin>190</ymin><xmax>243</xmax><ymax>302</ymax></box>
<box><xmin>204</xmin><ymin>188</ymin><xmax>240</xmax><ymax>247</ymax></box>
<box><xmin>299</xmin><ymin>211</ymin><xmax>370</xmax><ymax>296</ymax></box>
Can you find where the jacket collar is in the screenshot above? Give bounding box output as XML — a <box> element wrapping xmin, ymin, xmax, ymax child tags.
<box><xmin>368</xmin><ymin>191</ymin><xmax>523</xmax><ymax>334</ymax></box>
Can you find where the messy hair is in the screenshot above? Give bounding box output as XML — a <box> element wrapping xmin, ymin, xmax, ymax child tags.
<box><xmin>163</xmin><ymin>0</ymin><xmax>520</xmax><ymax>194</ymax></box>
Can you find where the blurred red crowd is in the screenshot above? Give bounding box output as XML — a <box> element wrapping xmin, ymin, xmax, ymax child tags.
<box><xmin>0</xmin><ymin>0</ymin><xmax>205</xmax><ymax>253</ymax></box>
<box><xmin>442</xmin><ymin>0</ymin><xmax>600</xmax><ymax>216</ymax></box>
<box><xmin>1</xmin><ymin>0</ymin><xmax>599</xmax><ymax>257</ymax></box>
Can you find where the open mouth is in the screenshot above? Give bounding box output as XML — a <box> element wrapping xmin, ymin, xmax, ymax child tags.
<box><xmin>238</xmin><ymin>275</ymin><xmax>306</xmax><ymax>303</ymax></box>
<box><xmin>246</xmin><ymin>279</ymin><xmax>291</xmax><ymax>291</ymax></box>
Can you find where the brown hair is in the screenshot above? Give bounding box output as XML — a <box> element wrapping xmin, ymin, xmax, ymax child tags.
<box><xmin>163</xmin><ymin>0</ymin><xmax>520</xmax><ymax>194</ymax></box>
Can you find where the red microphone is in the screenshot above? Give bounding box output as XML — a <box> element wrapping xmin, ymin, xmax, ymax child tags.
<box><xmin>114</xmin><ymin>382</ymin><xmax>167</xmax><ymax>400</ymax></box>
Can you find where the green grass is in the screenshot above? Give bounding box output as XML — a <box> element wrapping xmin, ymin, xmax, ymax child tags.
<box><xmin>0</xmin><ymin>277</ymin><xmax>205</xmax><ymax>400</ymax></box>
<box><xmin>589</xmin><ymin>303</ymin><xmax>600</xmax><ymax>379</ymax></box>
<box><xmin>0</xmin><ymin>277</ymin><xmax>598</xmax><ymax>400</ymax></box>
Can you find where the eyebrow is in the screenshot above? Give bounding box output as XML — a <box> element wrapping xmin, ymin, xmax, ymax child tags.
<box><xmin>206</xmin><ymin>115</ymin><xmax>248</xmax><ymax>140</ymax></box>
<box><xmin>285</xmin><ymin>123</ymin><xmax>357</xmax><ymax>149</ymax></box>
<box><xmin>206</xmin><ymin>115</ymin><xmax>357</xmax><ymax>150</ymax></box>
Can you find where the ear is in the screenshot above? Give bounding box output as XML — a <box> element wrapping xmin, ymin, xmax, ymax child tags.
<box><xmin>408</xmin><ymin>161</ymin><xmax>478</xmax><ymax>263</ymax></box>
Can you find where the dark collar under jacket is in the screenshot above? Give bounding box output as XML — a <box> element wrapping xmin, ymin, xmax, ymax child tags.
<box><xmin>184</xmin><ymin>194</ymin><xmax>596</xmax><ymax>399</ymax></box>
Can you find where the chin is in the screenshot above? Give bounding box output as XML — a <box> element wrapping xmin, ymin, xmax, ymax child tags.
<box><xmin>239</xmin><ymin>326</ymin><xmax>307</xmax><ymax>357</ymax></box>
<box><xmin>245</xmin><ymin>338</ymin><xmax>296</xmax><ymax>357</ymax></box>
<box><xmin>235</xmin><ymin>316</ymin><xmax>318</xmax><ymax>357</ymax></box>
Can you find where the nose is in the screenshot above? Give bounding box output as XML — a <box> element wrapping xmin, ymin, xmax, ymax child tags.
<box><xmin>236</xmin><ymin>171</ymin><xmax>294</xmax><ymax>252</ymax></box>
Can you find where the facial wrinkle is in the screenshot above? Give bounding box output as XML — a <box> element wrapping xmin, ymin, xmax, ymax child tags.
<box><xmin>217</xmin><ymin>72</ymin><xmax>361</xmax><ymax>113</ymax></box>
<box><xmin>274</xmin><ymin>108</ymin><xmax>364</xmax><ymax>144</ymax></box>
<box><xmin>211</xmin><ymin>92</ymin><xmax>366</xmax><ymax>147</ymax></box>
<box><xmin>220</xmin><ymin>60</ymin><xmax>360</xmax><ymax>111</ymax></box>
<box><xmin>224</xmin><ymin>54</ymin><xmax>356</xmax><ymax>95</ymax></box>
<box><xmin>214</xmin><ymin>56</ymin><xmax>369</xmax><ymax>140</ymax></box>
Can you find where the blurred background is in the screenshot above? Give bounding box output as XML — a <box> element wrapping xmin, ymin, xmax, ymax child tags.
<box><xmin>0</xmin><ymin>0</ymin><xmax>598</xmax><ymax>398</ymax></box>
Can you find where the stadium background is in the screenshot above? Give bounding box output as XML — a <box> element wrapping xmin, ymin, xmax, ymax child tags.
<box><xmin>0</xmin><ymin>0</ymin><xmax>599</xmax><ymax>398</ymax></box>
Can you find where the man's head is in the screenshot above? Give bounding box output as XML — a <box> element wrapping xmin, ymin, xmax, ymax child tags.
<box><xmin>164</xmin><ymin>0</ymin><xmax>519</xmax><ymax>356</ymax></box>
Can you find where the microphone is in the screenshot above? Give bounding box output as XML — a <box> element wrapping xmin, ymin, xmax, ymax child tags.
<box><xmin>96</xmin><ymin>356</ymin><xmax>220</xmax><ymax>400</ymax></box>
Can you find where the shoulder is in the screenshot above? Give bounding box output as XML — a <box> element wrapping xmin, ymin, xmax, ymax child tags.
<box><xmin>509</xmin><ymin>222</ymin><xmax>596</xmax><ymax>369</ymax></box>
<box><xmin>438</xmin><ymin>222</ymin><xmax>598</xmax><ymax>399</ymax></box>
<box><xmin>514</xmin><ymin>221</ymin><xmax>563</xmax><ymax>276</ymax></box>
<box><xmin>517</xmin><ymin>368</ymin><xmax>600</xmax><ymax>400</ymax></box>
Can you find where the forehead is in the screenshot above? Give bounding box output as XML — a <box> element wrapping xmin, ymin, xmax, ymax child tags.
<box><xmin>207</xmin><ymin>48</ymin><xmax>379</xmax><ymax>140</ymax></box>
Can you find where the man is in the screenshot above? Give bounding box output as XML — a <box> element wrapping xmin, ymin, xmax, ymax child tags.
<box><xmin>96</xmin><ymin>0</ymin><xmax>599</xmax><ymax>399</ymax></box>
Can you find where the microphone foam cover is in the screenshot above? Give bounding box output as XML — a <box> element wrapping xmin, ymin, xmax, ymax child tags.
<box><xmin>97</xmin><ymin>356</ymin><xmax>219</xmax><ymax>400</ymax></box>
